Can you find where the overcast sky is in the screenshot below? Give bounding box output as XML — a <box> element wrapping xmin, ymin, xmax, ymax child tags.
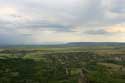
<box><xmin>0</xmin><ymin>0</ymin><xmax>125</xmax><ymax>44</ymax></box>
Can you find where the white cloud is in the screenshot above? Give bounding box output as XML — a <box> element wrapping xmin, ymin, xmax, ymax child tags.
<box><xmin>0</xmin><ymin>6</ymin><xmax>17</xmax><ymax>15</ymax></box>
<box><xmin>0</xmin><ymin>0</ymin><xmax>125</xmax><ymax>44</ymax></box>
<box><xmin>104</xmin><ymin>24</ymin><xmax>125</xmax><ymax>33</ymax></box>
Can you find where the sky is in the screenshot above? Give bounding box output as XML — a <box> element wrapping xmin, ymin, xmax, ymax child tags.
<box><xmin>0</xmin><ymin>0</ymin><xmax>125</xmax><ymax>45</ymax></box>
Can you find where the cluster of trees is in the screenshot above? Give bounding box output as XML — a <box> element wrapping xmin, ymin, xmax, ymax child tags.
<box><xmin>0</xmin><ymin>52</ymin><xmax>94</xmax><ymax>83</ymax></box>
<box><xmin>0</xmin><ymin>50</ymin><xmax>124</xmax><ymax>83</ymax></box>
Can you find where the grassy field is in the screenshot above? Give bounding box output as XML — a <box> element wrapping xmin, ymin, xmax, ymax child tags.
<box><xmin>0</xmin><ymin>46</ymin><xmax>125</xmax><ymax>83</ymax></box>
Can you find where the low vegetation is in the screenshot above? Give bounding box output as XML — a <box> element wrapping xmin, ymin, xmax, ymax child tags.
<box><xmin>0</xmin><ymin>46</ymin><xmax>124</xmax><ymax>83</ymax></box>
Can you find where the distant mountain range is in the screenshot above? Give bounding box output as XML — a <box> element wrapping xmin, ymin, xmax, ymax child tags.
<box><xmin>66</xmin><ymin>42</ymin><xmax>125</xmax><ymax>46</ymax></box>
<box><xmin>0</xmin><ymin>42</ymin><xmax>125</xmax><ymax>48</ymax></box>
